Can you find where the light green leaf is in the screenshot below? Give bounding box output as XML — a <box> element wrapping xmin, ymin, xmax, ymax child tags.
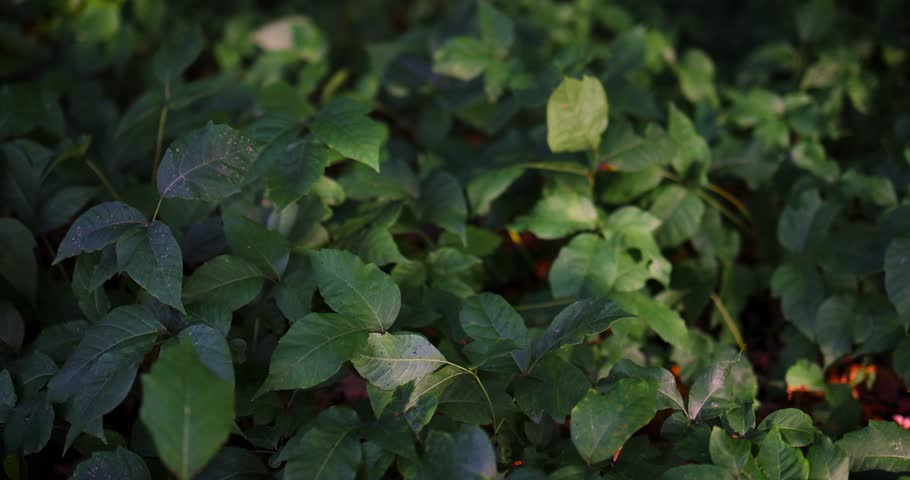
<box><xmin>836</xmin><ymin>421</ymin><xmax>910</xmax><ymax>473</ymax></box>
<box><xmin>758</xmin><ymin>409</ymin><xmax>817</xmax><ymax>447</ymax></box>
<box><xmin>53</xmin><ymin>201</ymin><xmax>146</xmax><ymax>264</ymax></box>
<box><xmin>570</xmin><ymin>380</ymin><xmax>657</xmax><ymax>465</ymax></box>
<box><xmin>459</xmin><ymin>293</ymin><xmax>529</xmax><ymax>367</ymax></box>
<box><xmin>785</xmin><ymin>359</ymin><xmax>827</xmax><ymax>396</ymax></box>
<box><xmin>532</xmin><ymin>298</ymin><xmax>630</xmax><ymax>361</ymax></box>
<box><xmin>791</xmin><ymin>141</ymin><xmax>839</xmax><ymax>183</ymax></box>
<box><xmin>650</xmin><ymin>185</ymin><xmax>705</xmax><ymax>247</ymax></box>
<box><xmin>432</xmin><ymin>36</ymin><xmax>497</xmax><ymax>81</ymax></box>
<box><xmin>116</xmin><ymin>220</ymin><xmax>184</xmax><ymax>312</ymax></box>
<box><xmin>606</xmin><ymin>359</ymin><xmax>685</xmax><ymax>412</ymax></box>
<box><xmin>757</xmin><ymin>425</ymin><xmax>810</xmax><ymax>480</ymax></box>
<box><xmin>311</xmin><ymin>249</ymin><xmax>401</xmax><ymax>333</ymax></box>
<box><xmin>548</xmin><ymin>233</ymin><xmax>617</xmax><ymax>298</ymax></box>
<box><xmin>0</xmin><ymin>218</ymin><xmax>36</xmax><ymax>302</ymax></box>
<box><xmin>47</xmin><ymin>305</ymin><xmax>164</xmax><ymax>403</ymax></box>
<box><xmin>353</xmin><ymin>332</ymin><xmax>446</xmax><ymax>390</ymax></box>
<box><xmin>183</xmin><ymin>255</ymin><xmax>265</xmax><ymax>311</ymax></box>
<box><xmin>668</xmin><ymin>103</ymin><xmax>710</xmax><ymax>176</ymax></box>
<box><xmin>140</xmin><ymin>339</ymin><xmax>234</xmax><ymax>480</ymax></box>
<box><xmin>611</xmin><ymin>291</ymin><xmax>689</xmax><ymax>348</ymax></box>
<box><xmin>425</xmin><ymin>425</ymin><xmax>497</xmax><ymax>480</ymax></box>
<box><xmin>687</xmin><ymin>361</ymin><xmax>737</xmax><ymax>422</ymax></box>
<box><xmin>547</xmin><ymin>75</ymin><xmax>609</xmax><ymax>153</ymax></box>
<box><xmin>511</xmin><ymin>190</ymin><xmax>598</xmax><ymax>240</ymax></box>
<box><xmin>260</xmin><ymin>313</ymin><xmax>369</xmax><ymax>393</ymax></box>
<box><xmin>223</xmin><ymin>214</ymin><xmax>290</xmax><ymax>280</ymax></box>
<box><xmin>157</xmin><ymin>122</ymin><xmax>256</xmax><ymax>202</ymax></box>
<box><xmin>71</xmin><ymin>446</ymin><xmax>151</xmax><ymax>480</ymax></box>
<box><xmin>309</xmin><ymin>98</ymin><xmax>388</xmax><ymax>171</ymax></box>
<box><xmin>599</xmin><ymin>122</ymin><xmax>674</xmax><ymax>172</ymax></box>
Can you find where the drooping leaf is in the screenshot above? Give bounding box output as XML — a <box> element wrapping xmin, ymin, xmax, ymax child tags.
<box><xmin>47</xmin><ymin>305</ymin><xmax>164</xmax><ymax>403</ymax></box>
<box><xmin>116</xmin><ymin>220</ymin><xmax>185</xmax><ymax>312</ymax></box>
<box><xmin>53</xmin><ymin>201</ymin><xmax>147</xmax><ymax>264</ymax></box>
<box><xmin>546</xmin><ymin>75</ymin><xmax>609</xmax><ymax>153</ymax></box>
<box><xmin>425</xmin><ymin>425</ymin><xmax>498</xmax><ymax>480</ymax></box>
<box><xmin>311</xmin><ymin>248</ymin><xmax>401</xmax><ymax>333</ymax></box>
<box><xmin>223</xmin><ymin>214</ymin><xmax>290</xmax><ymax>280</ymax></box>
<box><xmin>260</xmin><ymin>313</ymin><xmax>369</xmax><ymax>393</ymax></box>
<box><xmin>352</xmin><ymin>332</ymin><xmax>446</xmax><ymax>390</ymax></box>
<box><xmin>157</xmin><ymin>122</ymin><xmax>257</xmax><ymax>202</ymax></box>
<box><xmin>140</xmin><ymin>339</ymin><xmax>235</xmax><ymax>480</ymax></box>
<box><xmin>570</xmin><ymin>380</ymin><xmax>657</xmax><ymax>465</ymax></box>
<box><xmin>309</xmin><ymin>98</ymin><xmax>388</xmax><ymax>171</ymax></box>
<box><xmin>532</xmin><ymin>298</ymin><xmax>630</xmax><ymax>361</ymax></box>
<box><xmin>183</xmin><ymin>255</ymin><xmax>265</xmax><ymax>311</ymax></box>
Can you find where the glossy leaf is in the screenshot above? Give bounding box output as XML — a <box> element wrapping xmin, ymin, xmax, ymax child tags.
<box><xmin>532</xmin><ymin>298</ymin><xmax>630</xmax><ymax>361</ymax></box>
<box><xmin>53</xmin><ymin>202</ymin><xmax>147</xmax><ymax>264</ymax></box>
<box><xmin>352</xmin><ymin>333</ymin><xmax>446</xmax><ymax>390</ymax></box>
<box><xmin>547</xmin><ymin>75</ymin><xmax>609</xmax><ymax>153</ymax></box>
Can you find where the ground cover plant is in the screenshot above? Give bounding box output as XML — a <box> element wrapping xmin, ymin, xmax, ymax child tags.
<box><xmin>1</xmin><ymin>0</ymin><xmax>910</xmax><ymax>478</ymax></box>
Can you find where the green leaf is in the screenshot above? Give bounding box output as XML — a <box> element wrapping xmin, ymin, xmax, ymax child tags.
<box><xmin>47</xmin><ymin>305</ymin><xmax>164</xmax><ymax>403</ymax></box>
<box><xmin>116</xmin><ymin>220</ymin><xmax>185</xmax><ymax>312</ymax></box>
<box><xmin>757</xmin><ymin>409</ymin><xmax>817</xmax><ymax>447</ymax></box>
<box><xmin>777</xmin><ymin>190</ymin><xmax>836</xmax><ymax>255</ymax></box>
<box><xmin>311</xmin><ymin>249</ymin><xmax>401</xmax><ymax>333</ymax></box>
<box><xmin>223</xmin><ymin>214</ymin><xmax>290</xmax><ymax>280</ymax></box>
<box><xmin>432</xmin><ymin>36</ymin><xmax>497</xmax><ymax>81</ymax></box>
<box><xmin>514</xmin><ymin>354</ymin><xmax>589</xmax><ymax>423</ymax></box>
<box><xmin>267</xmin><ymin>135</ymin><xmax>330</xmax><ymax>209</ymax></box>
<box><xmin>885</xmin><ymin>237</ymin><xmax>910</xmax><ymax>320</ymax></box>
<box><xmin>709</xmin><ymin>426</ymin><xmax>757</xmax><ymax>477</ymax></box>
<box><xmin>813</xmin><ymin>295</ymin><xmax>854</xmax><ymax>367</ymax></box>
<box><xmin>71</xmin><ymin>446</ymin><xmax>151</xmax><ymax>480</ymax></box>
<box><xmin>418</xmin><ymin>171</ymin><xmax>468</xmax><ymax>242</ymax></box>
<box><xmin>0</xmin><ymin>301</ymin><xmax>24</xmax><ymax>351</ymax></box>
<box><xmin>140</xmin><ymin>339</ymin><xmax>234</xmax><ymax>480</ymax></box>
<box><xmin>548</xmin><ymin>233</ymin><xmax>617</xmax><ymax>298</ymax></box>
<box><xmin>53</xmin><ymin>201</ymin><xmax>147</xmax><ymax>264</ymax></box>
<box><xmin>611</xmin><ymin>291</ymin><xmax>689</xmax><ymax>348</ymax></box>
<box><xmin>459</xmin><ymin>293</ymin><xmax>529</xmax><ymax>367</ymax></box>
<box><xmin>599</xmin><ymin>122</ymin><xmax>674</xmax><ymax>172</ymax></box>
<box><xmin>807</xmin><ymin>437</ymin><xmax>849</xmax><ymax>480</ymax></box>
<box><xmin>771</xmin><ymin>262</ymin><xmax>825</xmax><ymax>339</ymax></box>
<box><xmin>196</xmin><ymin>447</ymin><xmax>268</xmax><ymax>480</ymax></box>
<box><xmin>836</xmin><ymin>421</ymin><xmax>910</xmax><ymax>473</ymax></box>
<box><xmin>785</xmin><ymin>359</ymin><xmax>827</xmax><ymax>396</ymax></box>
<box><xmin>425</xmin><ymin>425</ymin><xmax>497</xmax><ymax>480</ymax></box>
<box><xmin>547</xmin><ymin>75</ymin><xmax>609</xmax><ymax>153</ymax></box>
<box><xmin>606</xmin><ymin>359</ymin><xmax>685</xmax><ymax>412</ymax></box>
<box><xmin>668</xmin><ymin>103</ymin><xmax>710</xmax><ymax>176</ymax></box>
<box><xmin>791</xmin><ymin>141</ymin><xmax>839</xmax><ymax>183</ymax></box>
<box><xmin>532</xmin><ymin>298</ymin><xmax>630</xmax><ymax>361</ymax></box>
<box><xmin>178</xmin><ymin>324</ymin><xmax>235</xmax><ymax>385</ymax></box>
<box><xmin>477</xmin><ymin>0</ymin><xmax>513</xmax><ymax>53</ymax></box>
<box><xmin>309</xmin><ymin>98</ymin><xmax>388</xmax><ymax>171</ymax></box>
<box><xmin>260</xmin><ymin>313</ymin><xmax>369</xmax><ymax>393</ymax></box>
<box><xmin>570</xmin><ymin>380</ymin><xmax>657</xmax><ymax>465</ymax></box>
<box><xmin>157</xmin><ymin>122</ymin><xmax>257</xmax><ymax>203</ymax></box>
<box><xmin>0</xmin><ymin>218</ymin><xmax>36</xmax><ymax>302</ymax></box>
<box><xmin>757</xmin><ymin>425</ymin><xmax>810</xmax><ymax>480</ymax></box>
<box><xmin>3</xmin><ymin>391</ymin><xmax>54</xmax><ymax>455</ymax></box>
<box><xmin>183</xmin><ymin>255</ymin><xmax>265</xmax><ymax>311</ymax></box>
<box><xmin>650</xmin><ymin>185</ymin><xmax>705</xmax><ymax>247</ymax></box>
<box><xmin>0</xmin><ymin>369</ymin><xmax>15</xmax><ymax>422</ymax></box>
<box><xmin>282</xmin><ymin>407</ymin><xmax>362</xmax><ymax>480</ymax></box>
<box><xmin>352</xmin><ymin>332</ymin><xmax>446</xmax><ymax>390</ymax></box>
<box><xmin>152</xmin><ymin>26</ymin><xmax>204</xmax><ymax>84</ymax></box>
<box><xmin>687</xmin><ymin>361</ymin><xmax>737</xmax><ymax>422</ymax></box>
<box><xmin>512</xmin><ymin>190</ymin><xmax>598</xmax><ymax>240</ymax></box>
<box><xmin>660</xmin><ymin>464</ymin><xmax>736</xmax><ymax>480</ymax></box>
<box><xmin>63</xmin><ymin>352</ymin><xmax>140</xmax><ymax>452</ymax></box>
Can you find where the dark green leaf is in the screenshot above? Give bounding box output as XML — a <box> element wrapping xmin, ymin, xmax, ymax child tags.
<box><xmin>309</xmin><ymin>98</ymin><xmax>388</xmax><ymax>171</ymax></box>
<box><xmin>836</xmin><ymin>421</ymin><xmax>910</xmax><ymax>473</ymax></box>
<box><xmin>425</xmin><ymin>425</ymin><xmax>497</xmax><ymax>480</ymax></box>
<box><xmin>53</xmin><ymin>202</ymin><xmax>146</xmax><ymax>264</ymax></box>
<box><xmin>570</xmin><ymin>380</ymin><xmax>657</xmax><ymax>465</ymax></box>
<box><xmin>0</xmin><ymin>218</ymin><xmax>36</xmax><ymax>302</ymax></box>
<box><xmin>71</xmin><ymin>446</ymin><xmax>151</xmax><ymax>480</ymax></box>
<box><xmin>311</xmin><ymin>249</ymin><xmax>401</xmax><ymax>333</ymax></box>
<box><xmin>116</xmin><ymin>220</ymin><xmax>185</xmax><ymax>312</ymax></box>
<box><xmin>223</xmin><ymin>214</ymin><xmax>290</xmax><ymax>280</ymax></box>
<box><xmin>183</xmin><ymin>255</ymin><xmax>265</xmax><ymax>311</ymax></box>
<box><xmin>532</xmin><ymin>298</ymin><xmax>630</xmax><ymax>361</ymax></box>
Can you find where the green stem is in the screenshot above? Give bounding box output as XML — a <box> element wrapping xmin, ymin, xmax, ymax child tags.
<box><xmin>151</xmin><ymin>196</ymin><xmax>164</xmax><ymax>222</ymax></box>
<box><xmin>85</xmin><ymin>159</ymin><xmax>120</xmax><ymax>200</ymax></box>
<box><xmin>441</xmin><ymin>361</ymin><xmax>498</xmax><ymax>432</ymax></box>
<box><xmin>152</xmin><ymin>80</ymin><xmax>171</xmax><ymax>180</ymax></box>
<box><xmin>515</xmin><ymin>297</ymin><xmax>576</xmax><ymax>312</ymax></box>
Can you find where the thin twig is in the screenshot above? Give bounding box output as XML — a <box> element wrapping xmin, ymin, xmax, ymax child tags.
<box><xmin>152</xmin><ymin>80</ymin><xmax>171</xmax><ymax>180</ymax></box>
<box><xmin>85</xmin><ymin>159</ymin><xmax>120</xmax><ymax>200</ymax></box>
<box><xmin>710</xmin><ymin>292</ymin><xmax>746</xmax><ymax>352</ymax></box>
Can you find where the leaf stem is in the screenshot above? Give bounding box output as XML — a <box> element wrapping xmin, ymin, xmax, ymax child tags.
<box><xmin>152</xmin><ymin>80</ymin><xmax>171</xmax><ymax>181</ymax></box>
<box><xmin>515</xmin><ymin>297</ymin><xmax>576</xmax><ymax>312</ymax></box>
<box><xmin>441</xmin><ymin>360</ymin><xmax>498</xmax><ymax>432</ymax></box>
<box><xmin>710</xmin><ymin>292</ymin><xmax>746</xmax><ymax>352</ymax></box>
<box><xmin>85</xmin><ymin>158</ymin><xmax>120</xmax><ymax>200</ymax></box>
<box><xmin>151</xmin><ymin>196</ymin><xmax>164</xmax><ymax>222</ymax></box>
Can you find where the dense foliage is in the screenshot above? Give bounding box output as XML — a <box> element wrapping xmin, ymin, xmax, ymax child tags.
<box><xmin>2</xmin><ymin>0</ymin><xmax>910</xmax><ymax>478</ymax></box>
